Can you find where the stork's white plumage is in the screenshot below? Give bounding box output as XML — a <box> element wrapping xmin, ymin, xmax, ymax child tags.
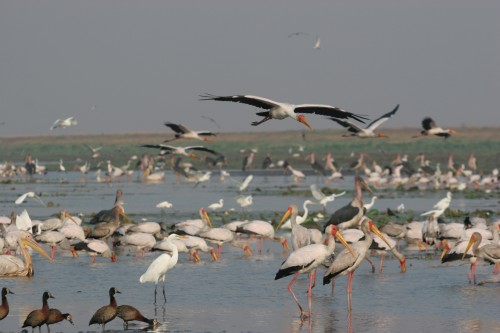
<box><xmin>163</xmin><ymin>122</ymin><xmax>216</xmax><ymax>142</ymax></box>
<box><xmin>199</xmin><ymin>94</ymin><xmax>368</xmax><ymax>128</ymax></box>
<box><xmin>331</xmin><ymin>104</ymin><xmax>399</xmax><ymax>138</ymax></box>
<box><xmin>323</xmin><ymin>218</ymin><xmax>392</xmax><ymax>309</ymax></box>
<box><xmin>275</xmin><ymin>225</ymin><xmax>354</xmax><ymax>320</ymax></box>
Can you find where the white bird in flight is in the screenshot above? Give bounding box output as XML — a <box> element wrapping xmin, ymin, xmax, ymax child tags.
<box><xmin>50</xmin><ymin>117</ymin><xmax>77</xmax><ymax>130</ymax></box>
<box><xmin>314</xmin><ymin>36</ymin><xmax>321</xmax><ymax>49</ymax></box>
<box><xmin>199</xmin><ymin>94</ymin><xmax>368</xmax><ymax>129</ymax></box>
<box><xmin>15</xmin><ymin>192</ymin><xmax>46</xmax><ymax>206</ymax></box>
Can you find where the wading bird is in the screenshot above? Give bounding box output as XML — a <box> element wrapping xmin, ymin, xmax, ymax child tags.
<box><xmin>0</xmin><ymin>288</ymin><xmax>14</xmax><ymax>321</ymax></box>
<box><xmin>116</xmin><ymin>304</ymin><xmax>158</xmax><ymax>329</ymax></box>
<box><xmin>139</xmin><ymin>234</ymin><xmax>184</xmax><ymax>303</ymax></box>
<box><xmin>199</xmin><ymin>94</ymin><xmax>368</xmax><ymax>128</ymax></box>
<box><xmin>22</xmin><ymin>291</ymin><xmax>55</xmax><ymax>333</ymax></box>
<box><xmin>324</xmin><ymin>176</ymin><xmax>373</xmax><ymax>230</ymax></box>
<box><xmin>330</xmin><ymin>104</ymin><xmax>399</xmax><ymax>138</ymax></box>
<box><xmin>0</xmin><ymin>232</ymin><xmax>52</xmax><ymax>277</ymax></box>
<box><xmin>46</xmin><ymin>309</ymin><xmax>74</xmax><ymax>332</ymax></box>
<box><xmin>275</xmin><ymin>225</ymin><xmax>354</xmax><ymax>320</ymax></box>
<box><xmin>89</xmin><ymin>287</ymin><xmax>120</xmax><ymax>331</ymax></box>
<box><xmin>462</xmin><ymin>230</ymin><xmax>500</xmax><ymax>284</ymax></box>
<box><xmin>323</xmin><ymin>218</ymin><xmax>392</xmax><ymax>310</ymax></box>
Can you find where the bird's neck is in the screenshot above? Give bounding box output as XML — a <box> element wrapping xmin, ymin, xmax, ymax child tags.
<box><xmin>110</xmin><ymin>295</ymin><xmax>117</xmax><ymax>308</ymax></box>
<box><xmin>1</xmin><ymin>295</ymin><xmax>8</xmax><ymax>310</ymax></box>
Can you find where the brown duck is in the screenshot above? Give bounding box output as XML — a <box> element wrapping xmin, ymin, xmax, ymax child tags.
<box><xmin>89</xmin><ymin>287</ymin><xmax>121</xmax><ymax>330</ymax></box>
<box><xmin>116</xmin><ymin>304</ymin><xmax>158</xmax><ymax>329</ymax></box>
<box><xmin>22</xmin><ymin>291</ymin><xmax>55</xmax><ymax>333</ymax></box>
<box><xmin>46</xmin><ymin>308</ymin><xmax>74</xmax><ymax>332</ymax></box>
<box><xmin>0</xmin><ymin>287</ymin><xmax>14</xmax><ymax>320</ymax></box>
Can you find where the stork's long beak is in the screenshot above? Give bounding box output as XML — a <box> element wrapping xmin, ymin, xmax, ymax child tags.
<box><xmin>64</xmin><ymin>211</ymin><xmax>78</xmax><ymax>225</ymax></box>
<box><xmin>21</xmin><ymin>237</ymin><xmax>53</xmax><ymax>262</ymax></box>
<box><xmin>203</xmin><ymin>137</ymin><xmax>216</xmax><ymax>142</ymax></box>
<box><xmin>462</xmin><ymin>235</ymin><xmax>476</xmax><ymax>260</ymax></box>
<box><xmin>281</xmin><ymin>238</ymin><xmax>290</xmax><ymax>254</ymax></box>
<box><xmin>189</xmin><ymin>152</ymin><xmax>201</xmax><ymax>159</ymax></box>
<box><xmin>201</xmin><ymin>209</ymin><xmax>212</xmax><ymax>228</ymax></box>
<box><xmin>335</xmin><ymin>230</ymin><xmax>356</xmax><ymax>257</ymax></box>
<box><xmin>209</xmin><ymin>249</ymin><xmax>218</xmax><ymax>261</ymax></box>
<box><xmin>297</xmin><ymin>115</ymin><xmax>312</xmax><ymax>129</ymax></box>
<box><xmin>368</xmin><ymin>221</ymin><xmax>392</xmax><ymax>249</ymax></box>
<box><xmin>440</xmin><ymin>242</ymin><xmax>450</xmax><ymax>259</ymax></box>
<box><xmin>119</xmin><ymin>210</ymin><xmax>131</xmax><ymax>224</ymax></box>
<box><xmin>400</xmin><ymin>258</ymin><xmax>407</xmax><ymax>273</ymax></box>
<box><xmin>276</xmin><ymin>207</ymin><xmax>292</xmax><ymax>231</ymax></box>
<box><xmin>243</xmin><ymin>245</ymin><xmax>253</xmax><ymax>256</ymax></box>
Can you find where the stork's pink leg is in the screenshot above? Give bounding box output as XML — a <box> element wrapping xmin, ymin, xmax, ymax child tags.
<box><xmin>365</xmin><ymin>256</ymin><xmax>375</xmax><ymax>273</ymax></box>
<box><xmin>287</xmin><ymin>272</ymin><xmax>308</xmax><ymax>320</ymax></box>
<box><xmin>135</xmin><ymin>249</ymin><xmax>139</xmax><ymax>261</ymax></box>
<box><xmin>473</xmin><ymin>262</ymin><xmax>477</xmax><ymax>285</ymax></box>
<box><xmin>258</xmin><ymin>238</ymin><xmax>262</xmax><ymax>255</ymax></box>
<box><xmin>379</xmin><ymin>253</ymin><xmax>385</xmax><ymax>272</ymax></box>
<box><xmin>307</xmin><ymin>270</ymin><xmax>315</xmax><ymax>319</ymax></box>
<box><xmin>493</xmin><ymin>263</ymin><xmax>500</xmax><ymax>274</ymax></box>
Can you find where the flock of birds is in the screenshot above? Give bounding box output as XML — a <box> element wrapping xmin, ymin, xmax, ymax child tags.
<box><xmin>1</xmin><ymin>173</ymin><xmax>499</xmax><ymax>330</ymax></box>
<box><xmin>0</xmin><ymin>93</ymin><xmax>498</xmax><ymax>331</ymax></box>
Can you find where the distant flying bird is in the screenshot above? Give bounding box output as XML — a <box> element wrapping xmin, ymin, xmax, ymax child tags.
<box><xmin>415</xmin><ymin>117</ymin><xmax>457</xmax><ymax>138</ymax></box>
<box><xmin>199</xmin><ymin>94</ymin><xmax>368</xmax><ymax>129</ymax></box>
<box><xmin>50</xmin><ymin>117</ymin><xmax>77</xmax><ymax>130</ymax></box>
<box><xmin>230</xmin><ymin>175</ymin><xmax>254</xmax><ymax>192</ymax></box>
<box><xmin>288</xmin><ymin>32</ymin><xmax>309</xmax><ymax>38</ymax></box>
<box><xmin>85</xmin><ymin>145</ymin><xmax>102</xmax><ymax>159</ymax></box>
<box><xmin>163</xmin><ymin>122</ymin><xmax>217</xmax><ymax>142</ymax></box>
<box><xmin>330</xmin><ymin>104</ymin><xmax>399</xmax><ymax>138</ymax></box>
<box><xmin>313</xmin><ymin>36</ymin><xmax>321</xmax><ymax>49</ymax></box>
<box><xmin>200</xmin><ymin>115</ymin><xmax>221</xmax><ymax>129</ymax></box>
<box><xmin>15</xmin><ymin>192</ymin><xmax>45</xmax><ymax>206</ymax></box>
<box><xmin>141</xmin><ymin>144</ymin><xmax>220</xmax><ymax>158</ymax></box>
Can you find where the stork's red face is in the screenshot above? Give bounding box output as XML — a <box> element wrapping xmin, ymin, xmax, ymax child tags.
<box><xmin>400</xmin><ymin>258</ymin><xmax>407</xmax><ymax>273</ymax></box>
<box><xmin>296</xmin><ymin>115</ymin><xmax>312</xmax><ymax>129</ymax></box>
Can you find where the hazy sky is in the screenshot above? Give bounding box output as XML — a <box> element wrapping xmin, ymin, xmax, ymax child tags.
<box><xmin>1</xmin><ymin>0</ymin><xmax>499</xmax><ymax>137</ymax></box>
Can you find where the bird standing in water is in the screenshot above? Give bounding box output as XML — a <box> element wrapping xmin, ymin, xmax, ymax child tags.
<box><xmin>0</xmin><ymin>288</ymin><xmax>14</xmax><ymax>321</ymax></box>
<box><xmin>116</xmin><ymin>304</ymin><xmax>158</xmax><ymax>329</ymax></box>
<box><xmin>89</xmin><ymin>287</ymin><xmax>121</xmax><ymax>331</ymax></box>
<box><xmin>22</xmin><ymin>291</ymin><xmax>55</xmax><ymax>333</ymax></box>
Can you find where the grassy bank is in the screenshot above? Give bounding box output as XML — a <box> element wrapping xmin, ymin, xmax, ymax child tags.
<box><xmin>1</xmin><ymin>127</ymin><xmax>499</xmax><ymax>172</ymax></box>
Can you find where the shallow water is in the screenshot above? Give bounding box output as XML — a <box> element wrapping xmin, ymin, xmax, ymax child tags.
<box><xmin>0</xmin><ymin>172</ymin><xmax>499</xmax><ymax>333</ymax></box>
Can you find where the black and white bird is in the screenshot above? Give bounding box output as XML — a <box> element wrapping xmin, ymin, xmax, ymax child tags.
<box><xmin>330</xmin><ymin>104</ymin><xmax>399</xmax><ymax>138</ymax></box>
<box><xmin>199</xmin><ymin>94</ymin><xmax>368</xmax><ymax>128</ymax></box>
<box><xmin>275</xmin><ymin>225</ymin><xmax>354</xmax><ymax>320</ymax></box>
<box><xmin>163</xmin><ymin>122</ymin><xmax>217</xmax><ymax>142</ymax></box>
<box><xmin>142</xmin><ymin>144</ymin><xmax>220</xmax><ymax>158</ymax></box>
<box><xmin>416</xmin><ymin>117</ymin><xmax>457</xmax><ymax>138</ymax></box>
